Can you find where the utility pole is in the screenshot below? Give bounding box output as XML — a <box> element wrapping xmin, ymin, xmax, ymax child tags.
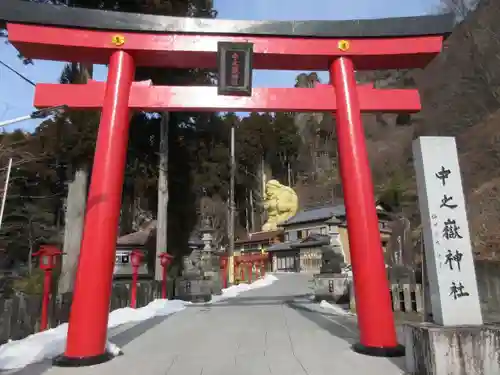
<box><xmin>249</xmin><ymin>188</ymin><xmax>255</xmax><ymax>233</ymax></box>
<box><xmin>244</xmin><ymin>166</ymin><xmax>255</xmax><ymax>234</ymax></box>
<box><xmin>245</xmin><ymin>189</ymin><xmax>250</xmax><ymax>235</ymax></box>
<box><xmin>228</xmin><ymin>122</ymin><xmax>236</xmax><ymax>285</ymax></box>
<box><xmin>156</xmin><ymin>112</ymin><xmax>169</xmax><ymax>281</ymax></box>
<box><xmin>0</xmin><ymin>158</ymin><xmax>12</xmax><ymax>230</ymax></box>
<box><xmin>261</xmin><ymin>157</ymin><xmax>266</xmax><ymax>196</ymax></box>
<box><xmin>260</xmin><ymin>157</ymin><xmax>267</xmax><ymax>227</ymax></box>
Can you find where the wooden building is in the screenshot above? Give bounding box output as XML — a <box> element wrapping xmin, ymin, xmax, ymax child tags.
<box><xmin>267</xmin><ymin>203</ymin><xmax>392</xmax><ymax>273</ymax></box>
<box><xmin>234</xmin><ymin>230</ymin><xmax>283</xmax><ymax>255</ymax></box>
<box><xmin>114</xmin><ymin>221</ymin><xmax>204</xmax><ymax>279</ymax></box>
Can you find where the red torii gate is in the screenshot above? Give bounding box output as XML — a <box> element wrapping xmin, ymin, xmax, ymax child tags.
<box><xmin>2</xmin><ymin>0</ymin><xmax>452</xmax><ymax>367</ymax></box>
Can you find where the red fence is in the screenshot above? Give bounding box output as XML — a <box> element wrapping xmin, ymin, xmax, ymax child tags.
<box><xmin>219</xmin><ymin>253</ymin><xmax>270</xmax><ymax>288</ymax></box>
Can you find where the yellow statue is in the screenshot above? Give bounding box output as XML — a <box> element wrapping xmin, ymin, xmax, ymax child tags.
<box><xmin>262</xmin><ymin>179</ymin><xmax>298</xmax><ymax>231</ymax></box>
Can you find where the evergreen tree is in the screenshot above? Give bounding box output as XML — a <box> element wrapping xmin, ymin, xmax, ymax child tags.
<box><xmin>0</xmin><ymin>0</ymin><xmax>305</xmax><ymax>265</ymax></box>
<box><xmin>0</xmin><ymin>131</ymin><xmax>59</xmax><ymax>266</ymax></box>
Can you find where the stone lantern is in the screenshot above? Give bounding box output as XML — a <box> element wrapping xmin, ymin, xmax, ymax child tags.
<box><xmin>200</xmin><ymin>216</ymin><xmax>214</xmax><ymax>252</ymax></box>
<box><xmin>176</xmin><ymin>215</ymin><xmax>221</xmax><ymax>302</ymax></box>
<box><xmin>199</xmin><ymin>216</ymin><xmax>216</xmax><ymax>272</ymax></box>
<box><xmin>199</xmin><ymin>215</ymin><xmax>222</xmax><ymax>295</ymax></box>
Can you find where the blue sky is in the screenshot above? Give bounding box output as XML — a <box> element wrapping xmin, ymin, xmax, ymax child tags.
<box><xmin>0</xmin><ymin>0</ymin><xmax>439</xmax><ymax>131</ymax></box>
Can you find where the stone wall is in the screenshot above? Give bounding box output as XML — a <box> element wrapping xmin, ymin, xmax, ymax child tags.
<box><xmin>0</xmin><ymin>279</ymin><xmax>174</xmax><ymax>345</ymax></box>
<box><xmin>475</xmin><ymin>260</ymin><xmax>500</xmax><ymax>320</ymax></box>
<box><xmin>350</xmin><ymin>260</ymin><xmax>500</xmax><ymax>319</ymax></box>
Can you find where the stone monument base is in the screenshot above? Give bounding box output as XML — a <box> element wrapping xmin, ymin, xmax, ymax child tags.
<box><xmin>404</xmin><ymin>322</ymin><xmax>500</xmax><ymax>375</ymax></box>
<box><xmin>204</xmin><ymin>271</ymin><xmax>222</xmax><ymax>295</ymax></box>
<box><xmin>312</xmin><ymin>273</ymin><xmax>350</xmax><ymax>303</ymax></box>
<box><xmin>176</xmin><ymin>277</ymin><xmax>212</xmax><ymax>303</ymax></box>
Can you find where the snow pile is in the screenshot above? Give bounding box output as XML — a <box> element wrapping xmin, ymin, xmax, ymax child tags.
<box><xmin>106</xmin><ymin>341</ymin><xmax>123</xmax><ymax>356</ymax></box>
<box><xmin>210</xmin><ymin>274</ymin><xmax>278</xmax><ymax>303</ymax></box>
<box><xmin>0</xmin><ymin>299</ymin><xmax>188</xmax><ymax>370</ymax></box>
<box><xmin>0</xmin><ymin>323</ymin><xmax>68</xmax><ymax>370</ymax></box>
<box><xmin>319</xmin><ymin>300</ymin><xmax>354</xmax><ymax>316</ymax></box>
<box><xmin>107</xmin><ymin>299</ymin><xmax>188</xmax><ymax>327</ymax></box>
<box><xmin>0</xmin><ymin>274</ymin><xmax>278</xmax><ymax>370</ymax></box>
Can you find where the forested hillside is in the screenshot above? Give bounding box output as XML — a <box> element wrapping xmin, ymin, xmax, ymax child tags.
<box><xmin>352</xmin><ymin>0</ymin><xmax>500</xmax><ymax>259</ymax></box>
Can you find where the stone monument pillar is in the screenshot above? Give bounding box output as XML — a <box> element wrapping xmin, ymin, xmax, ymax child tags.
<box><xmin>403</xmin><ymin>137</ymin><xmax>499</xmax><ymax>375</ymax></box>
<box><xmin>413</xmin><ymin>136</ymin><xmax>482</xmax><ymax>326</ymax></box>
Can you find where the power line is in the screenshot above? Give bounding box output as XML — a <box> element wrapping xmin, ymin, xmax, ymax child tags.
<box><xmin>0</xmin><ymin>59</ymin><xmax>36</xmax><ymax>87</ymax></box>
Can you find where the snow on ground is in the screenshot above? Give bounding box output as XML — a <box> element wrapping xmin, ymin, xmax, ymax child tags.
<box><xmin>209</xmin><ymin>274</ymin><xmax>278</xmax><ymax>303</ymax></box>
<box><xmin>0</xmin><ymin>274</ymin><xmax>278</xmax><ymax>370</ymax></box>
<box><xmin>319</xmin><ymin>300</ymin><xmax>354</xmax><ymax>316</ymax></box>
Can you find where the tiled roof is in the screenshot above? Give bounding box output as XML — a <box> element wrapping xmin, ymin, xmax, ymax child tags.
<box><xmin>281</xmin><ymin>205</ymin><xmax>346</xmax><ymax>226</ymax></box>
<box><xmin>236</xmin><ymin>230</ymin><xmax>283</xmax><ymax>244</ymax></box>
<box><xmin>267</xmin><ymin>234</ymin><xmax>331</xmax><ymax>252</ymax></box>
<box><xmin>117</xmin><ymin>220</ymin><xmax>156</xmax><ymax>245</ymax></box>
<box><xmin>117</xmin><ymin>220</ymin><xmax>204</xmax><ymax>247</ymax></box>
<box><xmin>324</xmin><ymin>217</ymin><xmax>343</xmax><ymax>225</ymax></box>
<box><xmin>267</xmin><ymin>241</ymin><xmax>297</xmax><ymax>252</ymax></box>
<box><xmin>117</xmin><ymin>230</ymin><xmax>152</xmax><ymax>246</ymax></box>
<box><xmin>281</xmin><ymin>203</ymin><xmax>390</xmax><ymax>227</ymax></box>
<box><xmin>291</xmin><ymin>234</ymin><xmax>330</xmax><ymax>248</ymax></box>
<box><xmin>188</xmin><ymin>238</ymin><xmax>204</xmax><ymax>247</ymax></box>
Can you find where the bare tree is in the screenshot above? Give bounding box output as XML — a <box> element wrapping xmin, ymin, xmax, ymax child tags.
<box><xmin>0</xmin><ymin>144</ymin><xmax>40</xmax><ymax>176</ymax></box>
<box><xmin>442</xmin><ymin>0</ymin><xmax>500</xmax><ymax>103</ymax></box>
<box><xmin>440</xmin><ymin>0</ymin><xmax>480</xmax><ymax>20</ymax></box>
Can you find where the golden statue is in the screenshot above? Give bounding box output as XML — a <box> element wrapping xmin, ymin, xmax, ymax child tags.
<box><xmin>262</xmin><ymin>179</ymin><xmax>298</xmax><ymax>231</ymax></box>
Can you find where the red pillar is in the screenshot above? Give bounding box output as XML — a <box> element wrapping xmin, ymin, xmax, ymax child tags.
<box><xmin>54</xmin><ymin>51</ymin><xmax>135</xmax><ymax>367</ymax></box>
<box><xmin>247</xmin><ymin>262</ymin><xmax>252</xmax><ymax>283</ymax></box>
<box><xmin>130</xmin><ymin>268</ymin><xmax>138</xmax><ymax>308</ymax></box>
<box><xmin>161</xmin><ymin>266</ymin><xmax>168</xmax><ymax>299</ymax></box>
<box><xmin>40</xmin><ymin>270</ymin><xmax>51</xmax><ymax>332</ymax></box>
<box><xmin>329</xmin><ymin>57</ymin><xmax>403</xmax><ymax>357</ymax></box>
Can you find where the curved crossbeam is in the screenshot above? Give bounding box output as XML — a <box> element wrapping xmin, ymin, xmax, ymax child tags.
<box><xmin>8</xmin><ymin>23</ymin><xmax>445</xmax><ymax>70</ymax></box>
<box><xmin>0</xmin><ymin>0</ymin><xmax>454</xmax><ymax>38</ymax></box>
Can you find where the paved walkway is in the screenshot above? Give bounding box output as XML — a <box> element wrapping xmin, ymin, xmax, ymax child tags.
<box><xmin>14</xmin><ymin>273</ymin><xmax>406</xmax><ymax>375</ymax></box>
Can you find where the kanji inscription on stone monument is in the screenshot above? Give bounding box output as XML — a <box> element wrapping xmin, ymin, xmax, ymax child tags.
<box><xmin>413</xmin><ymin>136</ymin><xmax>482</xmax><ymax>326</ymax></box>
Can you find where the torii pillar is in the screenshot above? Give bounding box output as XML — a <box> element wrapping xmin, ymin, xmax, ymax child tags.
<box><xmin>2</xmin><ymin>0</ymin><xmax>453</xmax><ymax>366</ymax></box>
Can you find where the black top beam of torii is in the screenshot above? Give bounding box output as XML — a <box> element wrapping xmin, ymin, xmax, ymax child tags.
<box><xmin>0</xmin><ymin>0</ymin><xmax>454</xmax><ymax>38</ymax></box>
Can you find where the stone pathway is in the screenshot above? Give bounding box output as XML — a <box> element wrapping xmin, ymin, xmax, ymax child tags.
<box><xmin>12</xmin><ymin>273</ymin><xmax>406</xmax><ymax>375</ymax></box>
